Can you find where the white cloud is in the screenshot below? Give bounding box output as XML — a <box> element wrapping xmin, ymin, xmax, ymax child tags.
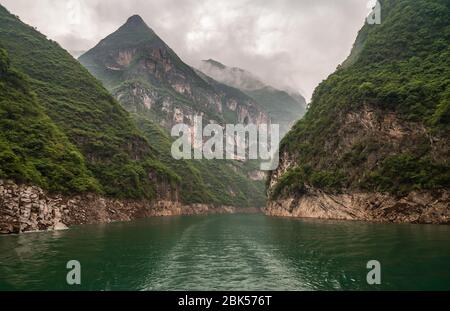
<box><xmin>0</xmin><ymin>0</ymin><xmax>369</xmax><ymax>101</ymax></box>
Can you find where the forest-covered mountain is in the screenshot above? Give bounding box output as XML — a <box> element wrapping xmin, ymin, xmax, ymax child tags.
<box><xmin>266</xmin><ymin>0</ymin><xmax>450</xmax><ymax>223</ymax></box>
<box><xmin>198</xmin><ymin>59</ymin><xmax>307</xmax><ymax>137</ymax></box>
<box><xmin>79</xmin><ymin>15</ymin><xmax>266</xmax><ymax>207</ymax></box>
<box><xmin>0</xmin><ymin>5</ymin><xmax>178</xmax><ymax>200</ymax></box>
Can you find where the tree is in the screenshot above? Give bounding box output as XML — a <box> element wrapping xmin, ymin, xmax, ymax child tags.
<box><xmin>0</xmin><ymin>48</ymin><xmax>9</xmax><ymax>76</ymax></box>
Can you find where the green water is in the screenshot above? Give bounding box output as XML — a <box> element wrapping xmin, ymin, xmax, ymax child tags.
<box><xmin>0</xmin><ymin>214</ymin><xmax>449</xmax><ymax>291</ymax></box>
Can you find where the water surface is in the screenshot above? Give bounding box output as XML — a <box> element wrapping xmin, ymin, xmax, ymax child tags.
<box><xmin>0</xmin><ymin>214</ymin><xmax>449</xmax><ymax>290</ymax></box>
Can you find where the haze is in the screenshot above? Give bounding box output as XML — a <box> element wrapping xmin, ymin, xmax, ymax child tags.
<box><xmin>0</xmin><ymin>0</ymin><xmax>372</xmax><ymax>100</ymax></box>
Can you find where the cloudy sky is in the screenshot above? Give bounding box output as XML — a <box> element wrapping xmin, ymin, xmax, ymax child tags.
<box><xmin>0</xmin><ymin>0</ymin><xmax>372</xmax><ymax>101</ymax></box>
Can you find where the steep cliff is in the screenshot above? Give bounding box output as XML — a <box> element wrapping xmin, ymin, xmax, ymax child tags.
<box><xmin>266</xmin><ymin>0</ymin><xmax>450</xmax><ymax>224</ymax></box>
<box><xmin>133</xmin><ymin>115</ymin><xmax>266</xmax><ymax>207</ymax></box>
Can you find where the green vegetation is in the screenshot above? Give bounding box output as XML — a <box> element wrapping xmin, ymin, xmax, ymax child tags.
<box><xmin>270</xmin><ymin>166</ymin><xmax>347</xmax><ymax>199</ymax></box>
<box><xmin>363</xmin><ymin>154</ymin><xmax>450</xmax><ymax>195</ymax></box>
<box><xmin>0</xmin><ymin>5</ymin><xmax>177</xmax><ymax>198</ymax></box>
<box><xmin>0</xmin><ymin>48</ymin><xmax>99</xmax><ymax>192</ymax></box>
<box><xmin>272</xmin><ymin>0</ymin><xmax>450</xmax><ymax>198</ymax></box>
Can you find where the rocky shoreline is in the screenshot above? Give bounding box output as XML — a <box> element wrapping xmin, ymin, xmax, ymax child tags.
<box><xmin>3</xmin><ymin>177</ymin><xmax>447</xmax><ymax>235</ymax></box>
<box><xmin>0</xmin><ymin>180</ymin><xmax>261</xmax><ymax>234</ymax></box>
<box><xmin>264</xmin><ymin>188</ymin><xmax>449</xmax><ymax>224</ymax></box>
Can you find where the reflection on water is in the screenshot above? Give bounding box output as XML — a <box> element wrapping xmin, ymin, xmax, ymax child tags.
<box><xmin>0</xmin><ymin>214</ymin><xmax>449</xmax><ymax>290</ymax></box>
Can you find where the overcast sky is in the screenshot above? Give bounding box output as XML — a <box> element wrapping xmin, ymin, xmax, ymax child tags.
<box><xmin>0</xmin><ymin>0</ymin><xmax>372</xmax><ymax>101</ymax></box>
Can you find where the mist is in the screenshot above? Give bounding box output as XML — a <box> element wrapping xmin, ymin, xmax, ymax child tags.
<box><xmin>0</xmin><ymin>0</ymin><xmax>372</xmax><ymax>100</ymax></box>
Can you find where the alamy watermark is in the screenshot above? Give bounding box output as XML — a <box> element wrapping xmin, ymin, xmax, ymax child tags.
<box><xmin>366</xmin><ymin>0</ymin><xmax>381</xmax><ymax>25</ymax></box>
<box><xmin>171</xmin><ymin>116</ymin><xmax>280</xmax><ymax>171</ymax></box>
<box><xmin>66</xmin><ymin>260</ymin><xmax>81</xmax><ymax>285</ymax></box>
<box><xmin>66</xmin><ymin>0</ymin><xmax>82</xmax><ymax>25</ymax></box>
<box><xmin>366</xmin><ymin>260</ymin><xmax>381</xmax><ymax>285</ymax></box>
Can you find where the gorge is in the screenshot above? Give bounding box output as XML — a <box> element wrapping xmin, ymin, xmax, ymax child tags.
<box><xmin>0</xmin><ymin>0</ymin><xmax>449</xmax><ymax>237</ymax></box>
<box><xmin>0</xmin><ymin>0</ymin><xmax>449</xmax><ymax>293</ymax></box>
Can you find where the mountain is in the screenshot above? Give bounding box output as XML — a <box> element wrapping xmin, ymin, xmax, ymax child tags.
<box><xmin>79</xmin><ymin>15</ymin><xmax>266</xmax><ymax>208</ymax></box>
<box><xmin>79</xmin><ymin>16</ymin><xmax>269</xmax><ymax>129</ymax></box>
<box><xmin>0</xmin><ymin>6</ymin><xmax>180</xmax><ymax>199</ymax></box>
<box><xmin>198</xmin><ymin>59</ymin><xmax>266</xmax><ymax>91</ymax></box>
<box><xmin>265</xmin><ymin>0</ymin><xmax>450</xmax><ymax>224</ymax></box>
<box><xmin>0</xmin><ymin>47</ymin><xmax>98</xmax><ymax>193</ymax></box>
<box><xmin>68</xmin><ymin>50</ymin><xmax>87</xmax><ymax>58</ymax></box>
<box><xmin>245</xmin><ymin>87</ymin><xmax>306</xmax><ymax>137</ymax></box>
<box><xmin>198</xmin><ymin>59</ymin><xmax>307</xmax><ymax>137</ymax></box>
<box><xmin>0</xmin><ymin>5</ymin><xmax>202</xmax><ymax>233</ymax></box>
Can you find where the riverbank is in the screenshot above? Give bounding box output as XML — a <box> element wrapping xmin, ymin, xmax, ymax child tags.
<box><xmin>0</xmin><ymin>180</ymin><xmax>261</xmax><ymax>234</ymax></box>
<box><xmin>264</xmin><ymin>188</ymin><xmax>450</xmax><ymax>224</ymax></box>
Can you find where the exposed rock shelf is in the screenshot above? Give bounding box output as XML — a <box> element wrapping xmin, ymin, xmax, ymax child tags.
<box><xmin>0</xmin><ymin>180</ymin><xmax>261</xmax><ymax>234</ymax></box>
<box><xmin>264</xmin><ymin>188</ymin><xmax>449</xmax><ymax>224</ymax></box>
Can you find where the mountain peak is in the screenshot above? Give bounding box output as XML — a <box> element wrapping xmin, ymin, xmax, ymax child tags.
<box><xmin>118</xmin><ymin>14</ymin><xmax>158</xmax><ymax>38</ymax></box>
<box><xmin>79</xmin><ymin>14</ymin><xmax>160</xmax><ymax>54</ymax></box>
<box><xmin>203</xmin><ymin>59</ymin><xmax>226</xmax><ymax>69</ymax></box>
<box><xmin>121</xmin><ymin>14</ymin><xmax>153</xmax><ymax>33</ymax></box>
<box><xmin>126</xmin><ymin>14</ymin><xmax>145</xmax><ymax>26</ymax></box>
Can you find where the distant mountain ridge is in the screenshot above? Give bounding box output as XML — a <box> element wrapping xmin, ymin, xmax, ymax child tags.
<box><xmin>199</xmin><ymin>59</ymin><xmax>267</xmax><ymax>91</ymax></box>
<box><xmin>198</xmin><ymin>59</ymin><xmax>307</xmax><ymax>136</ymax></box>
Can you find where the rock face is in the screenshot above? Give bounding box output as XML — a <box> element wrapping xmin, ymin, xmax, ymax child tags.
<box><xmin>265</xmin><ymin>187</ymin><xmax>449</xmax><ymax>224</ymax></box>
<box><xmin>0</xmin><ymin>180</ymin><xmax>260</xmax><ymax>234</ymax></box>
<box><xmin>268</xmin><ymin>105</ymin><xmax>449</xmax><ymax>191</ymax></box>
<box><xmin>266</xmin><ymin>106</ymin><xmax>450</xmax><ymax>224</ymax></box>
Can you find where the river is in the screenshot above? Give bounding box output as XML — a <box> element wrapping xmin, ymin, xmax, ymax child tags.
<box><xmin>0</xmin><ymin>214</ymin><xmax>449</xmax><ymax>290</ymax></box>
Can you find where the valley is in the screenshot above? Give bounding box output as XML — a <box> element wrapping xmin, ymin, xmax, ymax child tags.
<box><xmin>0</xmin><ymin>0</ymin><xmax>448</xmax><ymax>294</ymax></box>
<box><xmin>0</xmin><ymin>0</ymin><xmax>449</xmax><ymax>234</ymax></box>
